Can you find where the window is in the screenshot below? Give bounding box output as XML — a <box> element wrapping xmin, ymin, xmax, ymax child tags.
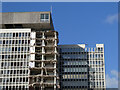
<box><xmin>100</xmin><ymin>48</ymin><xmax>103</xmax><ymax>51</ymax></box>
<box><xmin>22</xmin><ymin>33</ymin><xmax>24</xmax><ymax>37</ymax></box>
<box><xmin>6</xmin><ymin>40</ymin><xmax>8</xmax><ymax>44</ymax></box>
<box><xmin>19</xmin><ymin>40</ymin><xmax>21</xmax><ymax>44</ymax></box>
<box><xmin>40</xmin><ymin>14</ymin><xmax>49</xmax><ymax>22</ymax></box>
<box><xmin>25</xmin><ymin>33</ymin><xmax>27</xmax><ymax>37</ymax></box>
<box><xmin>41</xmin><ymin>14</ymin><xmax>44</xmax><ymax>19</ymax></box>
<box><xmin>101</xmin><ymin>54</ymin><xmax>103</xmax><ymax>58</ymax></box>
<box><xmin>18</xmin><ymin>47</ymin><xmax>20</xmax><ymax>51</ymax></box>
<box><xmin>19</xmin><ymin>33</ymin><xmax>21</xmax><ymax>37</ymax></box>
<box><xmin>13</xmin><ymin>33</ymin><xmax>15</xmax><ymax>37</ymax></box>
<box><xmin>9</xmin><ymin>40</ymin><xmax>12</xmax><ymax>44</ymax></box>
<box><xmin>103</xmin><ymin>82</ymin><xmax>104</xmax><ymax>86</ymax></box>
<box><xmin>0</xmin><ymin>40</ymin><xmax>2</xmax><ymax>44</ymax></box>
<box><xmin>45</xmin><ymin>14</ymin><xmax>49</xmax><ymax>19</ymax></box>
<box><xmin>16</xmin><ymin>33</ymin><xmax>18</xmax><ymax>37</ymax></box>
<box><xmin>98</xmin><ymin>48</ymin><xmax>100</xmax><ymax>52</ymax></box>
<box><xmin>3</xmin><ymin>40</ymin><xmax>5</xmax><ymax>44</ymax></box>
<box><xmin>0</xmin><ymin>33</ymin><xmax>2</xmax><ymax>38</ymax></box>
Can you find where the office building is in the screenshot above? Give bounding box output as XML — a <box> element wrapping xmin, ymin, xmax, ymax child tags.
<box><xmin>0</xmin><ymin>11</ymin><xmax>106</xmax><ymax>90</ymax></box>
<box><xmin>58</xmin><ymin>44</ymin><xmax>106</xmax><ymax>90</ymax></box>
<box><xmin>0</xmin><ymin>29</ymin><xmax>30</xmax><ymax>90</ymax></box>
<box><xmin>0</xmin><ymin>12</ymin><xmax>59</xmax><ymax>90</ymax></box>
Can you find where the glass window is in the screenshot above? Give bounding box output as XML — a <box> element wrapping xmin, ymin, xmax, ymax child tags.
<box><xmin>19</xmin><ymin>40</ymin><xmax>21</xmax><ymax>44</ymax></box>
<box><xmin>98</xmin><ymin>48</ymin><xmax>100</xmax><ymax>51</ymax></box>
<box><xmin>45</xmin><ymin>14</ymin><xmax>49</xmax><ymax>19</ymax></box>
<box><xmin>13</xmin><ymin>33</ymin><xmax>15</xmax><ymax>37</ymax></box>
<box><xmin>25</xmin><ymin>33</ymin><xmax>27</xmax><ymax>37</ymax></box>
<box><xmin>16</xmin><ymin>33</ymin><xmax>18</xmax><ymax>37</ymax></box>
<box><xmin>19</xmin><ymin>33</ymin><xmax>21</xmax><ymax>37</ymax></box>
<box><xmin>10</xmin><ymin>33</ymin><xmax>12</xmax><ymax>37</ymax></box>
<box><xmin>95</xmin><ymin>54</ymin><xmax>97</xmax><ymax>58</ymax></box>
<box><xmin>9</xmin><ymin>48</ymin><xmax>11</xmax><ymax>52</ymax></box>
<box><xmin>101</xmin><ymin>54</ymin><xmax>103</xmax><ymax>58</ymax></box>
<box><xmin>25</xmin><ymin>40</ymin><xmax>27</xmax><ymax>44</ymax></box>
<box><xmin>6</xmin><ymin>40</ymin><xmax>8</xmax><ymax>44</ymax></box>
<box><xmin>41</xmin><ymin>14</ymin><xmax>44</xmax><ymax>19</ymax></box>
<box><xmin>0</xmin><ymin>33</ymin><xmax>1</xmax><ymax>38</ymax></box>
<box><xmin>18</xmin><ymin>47</ymin><xmax>20</xmax><ymax>51</ymax></box>
<box><xmin>22</xmin><ymin>33</ymin><xmax>24</xmax><ymax>37</ymax></box>
<box><xmin>0</xmin><ymin>40</ymin><xmax>2</xmax><ymax>44</ymax></box>
<box><xmin>96</xmin><ymin>61</ymin><xmax>97</xmax><ymax>65</ymax></box>
<box><xmin>40</xmin><ymin>14</ymin><xmax>49</xmax><ymax>22</ymax></box>
<box><xmin>6</xmin><ymin>33</ymin><xmax>9</xmax><ymax>37</ymax></box>
<box><xmin>103</xmin><ymin>82</ymin><xmax>104</xmax><ymax>86</ymax></box>
<box><xmin>90</xmin><ymin>61</ymin><xmax>92</xmax><ymax>65</ymax></box>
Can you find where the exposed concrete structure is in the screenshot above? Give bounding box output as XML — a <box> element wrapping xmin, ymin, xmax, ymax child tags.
<box><xmin>1</xmin><ymin>12</ymin><xmax>54</xmax><ymax>30</ymax></box>
<box><xmin>29</xmin><ymin>30</ymin><xmax>59</xmax><ymax>90</ymax></box>
<box><xmin>0</xmin><ymin>12</ymin><xmax>59</xmax><ymax>90</ymax></box>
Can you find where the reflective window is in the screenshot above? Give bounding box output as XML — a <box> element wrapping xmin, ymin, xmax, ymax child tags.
<box><xmin>0</xmin><ymin>40</ymin><xmax>2</xmax><ymax>44</ymax></box>
<box><xmin>40</xmin><ymin>14</ymin><xmax>49</xmax><ymax>22</ymax></box>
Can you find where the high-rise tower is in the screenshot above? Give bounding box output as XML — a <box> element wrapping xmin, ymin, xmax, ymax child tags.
<box><xmin>0</xmin><ymin>12</ymin><xmax>59</xmax><ymax>90</ymax></box>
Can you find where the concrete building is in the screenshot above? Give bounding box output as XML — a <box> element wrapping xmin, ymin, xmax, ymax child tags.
<box><xmin>58</xmin><ymin>44</ymin><xmax>106</xmax><ymax>90</ymax></box>
<box><xmin>0</xmin><ymin>12</ymin><xmax>59</xmax><ymax>90</ymax></box>
<box><xmin>0</xmin><ymin>29</ymin><xmax>31</xmax><ymax>90</ymax></box>
<box><xmin>0</xmin><ymin>11</ymin><xmax>106</xmax><ymax>90</ymax></box>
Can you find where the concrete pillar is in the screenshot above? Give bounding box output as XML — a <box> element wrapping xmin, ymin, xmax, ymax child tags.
<box><xmin>42</xmin><ymin>40</ymin><xmax>45</xmax><ymax>46</ymax></box>
<box><xmin>42</xmin><ymin>32</ymin><xmax>45</xmax><ymax>39</ymax></box>
<box><xmin>42</xmin><ymin>55</ymin><xmax>44</xmax><ymax>60</ymax></box>
<box><xmin>41</xmin><ymin>85</ymin><xmax>44</xmax><ymax>90</ymax></box>
<box><xmin>54</xmin><ymin>85</ymin><xmax>56</xmax><ymax>90</ymax></box>
<box><xmin>55</xmin><ymin>40</ymin><xmax>57</xmax><ymax>46</ymax></box>
<box><xmin>42</xmin><ymin>47</ymin><xmax>45</xmax><ymax>53</ymax></box>
<box><xmin>54</xmin><ymin>47</ymin><xmax>57</xmax><ymax>53</ymax></box>
<box><xmin>54</xmin><ymin>62</ymin><xmax>57</xmax><ymax>90</ymax></box>
<box><xmin>54</xmin><ymin>32</ymin><xmax>57</xmax><ymax>39</ymax></box>
<box><xmin>54</xmin><ymin>54</ymin><xmax>57</xmax><ymax>60</ymax></box>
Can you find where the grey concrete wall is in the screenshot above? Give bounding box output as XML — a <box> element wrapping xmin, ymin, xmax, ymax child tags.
<box><xmin>2</xmin><ymin>12</ymin><xmax>51</xmax><ymax>24</ymax></box>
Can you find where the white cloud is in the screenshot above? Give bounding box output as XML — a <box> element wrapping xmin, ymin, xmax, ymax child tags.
<box><xmin>105</xmin><ymin>14</ymin><xmax>118</xmax><ymax>24</ymax></box>
<box><xmin>111</xmin><ymin>70</ymin><xmax>118</xmax><ymax>78</ymax></box>
<box><xmin>106</xmin><ymin>70</ymin><xmax>118</xmax><ymax>88</ymax></box>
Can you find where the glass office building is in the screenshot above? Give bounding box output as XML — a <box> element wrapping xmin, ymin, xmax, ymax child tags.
<box><xmin>58</xmin><ymin>44</ymin><xmax>106</xmax><ymax>90</ymax></box>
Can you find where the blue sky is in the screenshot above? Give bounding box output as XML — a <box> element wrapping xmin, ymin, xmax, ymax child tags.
<box><xmin>2</xmin><ymin>2</ymin><xmax>118</xmax><ymax>88</ymax></box>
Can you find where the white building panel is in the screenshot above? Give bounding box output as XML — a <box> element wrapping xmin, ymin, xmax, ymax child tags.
<box><xmin>0</xmin><ymin>29</ymin><xmax>31</xmax><ymax>33</ymax></box>
<box><xmin>96</xmin><ymin>44</ymin><xmax>104</xmax><ymax>47</ymax></box>
<box><xmin>29</xmin><ymin>62</ymin><xmax>35</xmax><ymax>68</ymax></box>
<box><xmin>31</xmin><ymin>32</ymin><xmax>36</xmax><ymax>39</ymax></box>
<box><xmin>30</xmin><ymin>54</ymin><xmax>35</xmax><ymax>61</ymax></box>
<box><xmin>30</xmin><ymin>40</ymin><xmax>35</xmax><ymax>46</ymax></box>
<box><xmin>30</xmin><ymin>46</ymin><xmax>35</xmax><ymax>53</ymax></box>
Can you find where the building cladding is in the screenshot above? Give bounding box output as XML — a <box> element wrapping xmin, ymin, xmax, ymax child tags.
<box><xmin>0</xmin><ymin>11</ymin><xmax>106</xmax><ymax>90</ymax></box>
<box><xmin>58</xmin><ymin>44</ymin><xmax>106</xmax><ymax>90</ymax></box>
<box><xmin>0</xmin><ymin>29</ymin><xmax>31</xmax><ymax>90</ymax></box>
<box><xmin>0</xmin><ymin>12</ymin><xmax>59</xmax><ymax>90</ymax></box>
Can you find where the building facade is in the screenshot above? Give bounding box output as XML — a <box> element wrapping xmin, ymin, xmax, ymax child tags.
<box><xmin>29</xmin><ymin>30</ymin><xmax>59</xmax><ymax>90</ymax></box>
<box><xmin>0</xmin><ymin>11</ymin><xmax>106</xmax><ymax>90</ymax></box>
<box><xmin>58</xmin><ymin>44</ymin><xmax>106</xmax><ymax>90</ymax></box>
<box><xmin>0</xmin><ymin>12</ymin><xmax>59</xmax><ymax>90</ymax></box>
<box><xmin>0</xmin><ymin>29</ymin><xmax>31</xmax><ymax>90</ymax></box>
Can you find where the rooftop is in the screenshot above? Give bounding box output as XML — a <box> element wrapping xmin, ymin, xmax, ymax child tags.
<box><xmin>1</xmin><ymin>11</ymin><xmax>54</xmax><ymax>30</ymax></box>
